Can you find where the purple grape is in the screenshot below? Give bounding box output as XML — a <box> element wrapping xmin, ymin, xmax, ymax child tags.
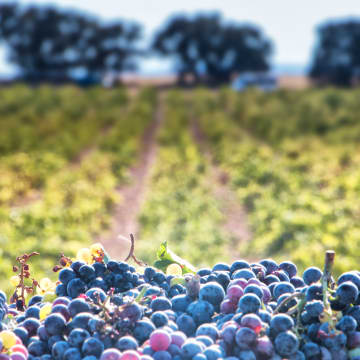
<box><xmin>255</xmin><ymin>336</ymin><xmax>274</xmax><ymax>358</ymax></box>
<box><xmin>186</xmin><ymin>300</ymin><xmax>214</xmax><ymax>325</ymax></box>
<box><xmin>176</xmin><ymin>314</ymin><xmax>196</xmax><ymax>337</ymax></box>
<box><xmin>347</xmin><ymin>331</ymin><xmax>360</xmax><ymax>348</ymax></box>
<box><xmin>230</xmin><ymin>260</ymin><xmax>250</xmax><ymax>273</ymax></box>
<box><xmin>152</xmin><ymin>350</ymin><xmax>171</xmax><ymax>360</ymax></box>
<box><xmin>168</xmin><ymin>343</ymin><xmax>181</xmax><ymax>356</ymax></box>
<box><xmin>261</xmin><ymin>286</ymin><xmax>271</xmax><ymax>304</ymax></box>
<box><xmin>52</xmin><ymin>297</ymin><xmax>71</xmax><ymax>307</ymax></box>
<box><xmin>195</xmin><ymin>323</ymin><xmax>218</xmax><ymax>342</ymax></box>
<box><xmin>9</xmin><ymin>353</ymin><xmax>26</xmax><ymax>360</ymax></box>
<box><xmin>220</xmin><ymin>324</ymin><xmax>237</xmax><ymax>344</ymax></box>
<box><xmin>236</xmin><ymin>349</ymin><xmax>256</xmax><ymax>360</ymax></box>
<box><xmin>44</xmin><ymin>314</ymin><xmax>66</xmax><ymax>336</ymax></box>
<box><xmin>279</xmin><ymin>261</ymin><xmax>297</xmax><ymax>278</ymax></box>
<box><xmin>273</xmin><ymin>282</ymin><xmax>295</xmax><ymax>299</ymax></box>
<box><xmin>196</xmin><ymin>335</ymin><xmax>213</xmax><ymax>347</ymax></box>
<box><xmin>336</xmin><ymin>281</ymin><xmax>359</xmax><ymax>305</ymax></box>
<box><xmin>51</xmin><ymin>304</ymin><xmax>70</xmax><ymax>321</ymax></box>
<box><xmin>120</xmin><ymin>350</ymin><xmax>140</xmax><ymax>360</ymax></box>
<box><xmin>241</xmin><ymin>314</ymin><xmax>263</xmax><ymax>334</ymax></box>
<box><xmin>121</xmin><ymin>303</ymin><xmax>142</xmax><ymax>322</ymax></box>
<box><xmin>302</xmin><ymin>341</ymin><xmax>321</xmax><ymax>359</ymax></box>
<box><xmin>232</xmin><ymin>269</ymin><xmax>256</xmax><ymax>281</ymax></box>
<box><xmin>199</xmin><ymin>282</ymin><xmax>225</xmax><ymax>311</ymax></box>
<box><xmin>235</xmin><ymin>327</ymin><xmax>257</xmax><ymax>350</ymax></box>
<box><xmin>269</xmin><ymin>314</ymin><xmax>294</xmax><ymax>336</ymax></box>
<box><xmin>227</xmin><ymin>285</ymin><xmax>244</xmax><ymax>301</ymax></box>
<box><xmin>220</xmin><ymin>299</ymin><xmax>237</xmax><ymax>314</ymax></box>
<box><xmin>81</xmin><ymin>337</ymin><xmax>104</xmax><ymax>358</ymax></box>
<box><xmin>150</xmin><ymin>297</ymin><xmax>172</xmax><ymax>312</ymax></box>
<box><xmin>68</xmin><ymin>298</ymin><xmax>90</xmax><ymax>318</ymax></box>
<box><xmin>244</xmin><ymin>284</ymin><xmax>264</xmax><ymax>300</ymax></box>
<box><xmin>181</xmin><ymin>340</ymin><xmax>203</xmax><ymax>359</ymax></box>
<box><xmin>228</xmin><ymin>279</ymin><xmax>247</xmax><ymax>289</ymax></box>
<box><xmin>68</xmin><ymin>328</ymin><xmax>90</xmax><ymax>348</ymax></box>
<box><xmin>303</xmin><ymin>267</ymin><xmax>322</xmax><ymax>285</ymax></box>
<box><xmin>259</xmin><ymin>259</ymin><xmax>278</xmax><ymax>274</ymax></box>
<box><xmin>336</xmin><ymin>315</ymin><xmax>357</xmax><ymax>333</ymax></box>
<box><xmin>247</xmin><ymin>279</ymin><xmax>262</xmax><ymax>287</ymax></box>
<box><xmin>274</xmin><ymin>331</ymin><xmax>299</xmax><ymax>357</ymax></box>
<box><xmin>150</xmin><ymin>330</ymin><xmax>171</xmax><ymax>351</ymax></box>
<box><xmin>115</xmin><ymin>336</ymin><xmax>138</xmax><ymax>352</ymax></box>
<box><xmin>100</xmin><ymin>348</ymin><xmax>122</xmax><ymax>360</ymax></box>
<box><xmin>263</xmin><ymin>275</ymin><xmax>280</xmax><ymax>285</ymax></box>
<box><xmin>22</xmin><ymin>318</ymin><xmax>41</xmax><ymax>337</ymax></box>
<box><xmin>170</xmin><ymin>331</ymin><xmax>186</xmax><ymax>348</ymax></box>
<box><xmin>238</xmin><ymin>293</ymin><xmax>261</xmax><ymax>314</ymax></box>
<box><xmin>203</xmin><ymin>345</ymin><xmax>223</xmax><ymax>359</ymax></box>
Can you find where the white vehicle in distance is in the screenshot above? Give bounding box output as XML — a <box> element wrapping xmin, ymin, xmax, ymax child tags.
<box><xmin>232</xmin><ymin>72</ymin><xmax>277</xmax><ymax>91</ymax></box>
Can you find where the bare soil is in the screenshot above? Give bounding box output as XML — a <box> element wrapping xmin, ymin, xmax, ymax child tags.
<box><xmin>11</xmin><ymin>191</ymin><xmax>42</xmax><ymax>208</ymax></box>
<box><xmin>191</xmin><ymin>119</ymin><xmax>252</xmax><ymax>260</ymax></box>
<box><xmin>97</xmin><ymin>94</ymin><xmax>164</xmax><ymax>259</ymax></box>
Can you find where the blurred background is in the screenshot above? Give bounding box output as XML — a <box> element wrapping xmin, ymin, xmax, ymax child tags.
<box><xmin>1</xmin><ymin>0</ymin><xmax>360</xmax><ymax>291</ymax></box>
<box><xmin>2</xmin><ymin>0</ymin><xmax>360</xmax><ymax>87</ymax></box>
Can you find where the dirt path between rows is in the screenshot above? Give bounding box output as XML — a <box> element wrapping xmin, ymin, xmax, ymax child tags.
<box><xmin>97</xmin><ymin>93</ymin><xmax>164</xmax><ymax>259</ymax></box>
<box><xmin>191</xmin><ymin>118</ymin><xmax>252</xmax><ymax>261</ymax></box>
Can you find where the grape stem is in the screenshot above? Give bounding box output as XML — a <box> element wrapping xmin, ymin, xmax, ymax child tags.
<box><xmin>273</xmin><ymin>292</ymin><xmax>307</xmax><ymax>339</ymax></box>
<box><xmin>273</xmin><ymin>292</ymin><xmax>304</xmax><ymax>315</ymax></box>
<box><xmin>10</xmin><ymin>252</ymin><xmax>39</xmax><ymax>310</ymax></box>
<box><xmin>322</xmin><ymin>251</ymin><xmax>335</xmax><ymax>307</ymax></box>
<box><xmin>124</xmin><ymin>234</ymin><xmax>146</xmax><ymax>266</ymax></box>
<box><xmin>321</xmin><ymin>250</ymin><xmax>336</xmax><ymax>329</ymax></box>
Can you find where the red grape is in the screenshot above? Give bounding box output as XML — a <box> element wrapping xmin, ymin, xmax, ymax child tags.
<box><xmin>100</xmin><ymin>348</ymin><xmax>122</xmax><ymax>360</ymax></box>
<box><xmin>150</xmin><ymin>330</ymin><xmax>171</xmax><ymax>351</ymax></box>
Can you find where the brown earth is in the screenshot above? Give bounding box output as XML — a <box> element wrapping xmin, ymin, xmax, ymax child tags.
<box><xmin>97</xmin><ymin>94</ymin><xmax>164</xmax><ymax>259</ymax></box>
<box><xmin>191</xmin><ymin>118</ymin><xmax>252</xmax><ymax>261</ymax></box>
<box><xmin>278</xmin><ymin>75</ymin><xmax>311</xmax><ymax>89</ymax></box>
<box><xmin>120</xmin><ymin>74</ymin><xmax>311</xmax><ymax>90</ymax></box>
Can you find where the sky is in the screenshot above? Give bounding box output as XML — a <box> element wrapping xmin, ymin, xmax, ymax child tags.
<box><xmin>1</xmin><ymin>0</ymin><xmax>360</xmax><ymax>75</ymax></box>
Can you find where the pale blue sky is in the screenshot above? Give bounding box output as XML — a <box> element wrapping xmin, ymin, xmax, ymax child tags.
<box><xmin>1</xmin><ymin>0</ymin><xmax>360</xmax><ymax>75</ymax></box>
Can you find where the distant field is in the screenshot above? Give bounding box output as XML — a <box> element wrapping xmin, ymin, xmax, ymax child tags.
<box><xmin>0</xmin><ymin>84</ymin><xmax>359</xmax><ymax>291</ymax></box>
<box><xmin>277</xmin><ymin>75</ymin><xmax>311</xmax><ymax>89</ymax></box>
<box><xmin>120</xmin><ymin>74</ymin><xmax>311</xmax><ymax>90</ymax></box>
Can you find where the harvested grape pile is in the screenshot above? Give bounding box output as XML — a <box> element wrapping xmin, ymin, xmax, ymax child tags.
<box><xmin>0</xmin><ymin>244</ymin><xmax>359</xmax><ymax>360</ymax></box>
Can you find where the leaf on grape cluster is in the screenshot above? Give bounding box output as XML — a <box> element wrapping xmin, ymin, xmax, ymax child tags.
<box><xmin>154</xmin><ymin>241</ymin><xmax>196</xmax><ymax>274</ymax></box>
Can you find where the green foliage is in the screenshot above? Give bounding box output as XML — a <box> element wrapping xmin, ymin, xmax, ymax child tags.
<box><xmin>0</xmin><ymin>86</ymin><xmax>156</xmax><ymax>293</ymax></box>
<box><xmin>154</xmin><ymin>241</ymin><xmax>196</xmax><ymax>274</ymax></box>
<box><xmin>193</xmin><ymin>88</ymin><xmax>360</xmax><ymax>275</ymax></box>
<box><xmin>137</xmin><ymin>91</ymin><xmax>231</xmax><ymax>266</ymax></box>
<box><xmin>3</xmin><ymin>84</ymin><xmax>360</xmax><ymax>291</ymax></box>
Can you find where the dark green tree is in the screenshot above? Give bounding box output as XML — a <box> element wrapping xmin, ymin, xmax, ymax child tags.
<box><xmin>0</xmin><ymin>3</ymin><xmax>141</xmax><ymax>82</ymax></box>
<box><xmin>310</xmin><ymin>20</ymin><xmax>360</xmax><ymax>86</ymax></box>
<box><xmin>152</xmin><ymin>13</ymin><xmax>272</xmax><ymax>85</ymax></box>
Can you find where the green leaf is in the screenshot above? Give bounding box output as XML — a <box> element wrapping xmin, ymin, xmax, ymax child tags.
<box><xmin>43</xmin><ymin>292</ymin><xmax>57</xmax><ymax>303</ymax></box>
<box><xmin>103</xmin><ymin>249</ymin><xmax>110</xmax><ymax>264</ymax></box>
<box><xmin>154</xmin><ymin>241</ymin><xmax>196</xmax><ymax>274</ymax></box>
<box><xmin>154</xmin><ymin>259</ymin><xmax>173</xmax><ymax>273</ymax></box>
<box><xmin>170</xmin><ymin>277</ymin><xmax>186</xmax><ymax>287</ymax></box>
<box><xmin>135</xmin><ymin>285</ymin><xmax>149</xmax><ymax>303</ymax></box>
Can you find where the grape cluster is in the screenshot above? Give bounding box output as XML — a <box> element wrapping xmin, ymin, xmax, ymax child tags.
<box><xmin>2</xmin><ymin>251</ymin><xmax>360</xmax><ymax>359</ymax></box>
<box><xmin>55</xmin><ymin>259</ymin><xmax>143</xmax><ymax>299</ymax></box>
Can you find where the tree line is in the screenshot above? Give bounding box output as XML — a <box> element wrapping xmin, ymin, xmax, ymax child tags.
<box><xmin>0</xmin><ymin>3</ymin><xmax>359</xmax><ymax>86</ymax></box>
